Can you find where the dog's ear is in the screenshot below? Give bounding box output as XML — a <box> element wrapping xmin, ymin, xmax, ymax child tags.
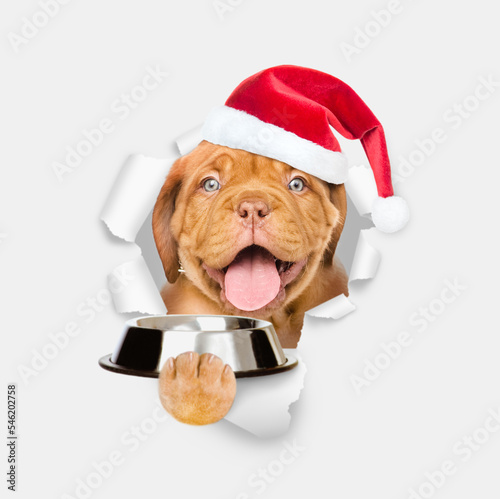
<box><xmin>152</xmin><ymin>157</ymin><xmax>185</xmax><ymax>283</ymax></box>
<box><xmin>323</xmin><ymin>183</ymin><xmax>347</xmax><ymax>265</ymax></box>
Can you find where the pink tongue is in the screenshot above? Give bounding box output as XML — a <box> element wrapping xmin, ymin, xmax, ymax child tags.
<box><xmin>224</xmin><ymin>246</ymin><xmax>281</xmax><ymax>311</ymax></box>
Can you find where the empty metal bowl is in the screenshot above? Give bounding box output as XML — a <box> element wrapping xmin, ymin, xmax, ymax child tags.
<box><xmin>99</xmin><ymin>315</ymin><xmax>297</xmax><ymax>378</ymax></box>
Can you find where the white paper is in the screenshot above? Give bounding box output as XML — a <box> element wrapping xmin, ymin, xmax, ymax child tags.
<box><xmin>101</xmin><ymin>154</ymin><xmax>176</xmax><ymax>242</ymax></box>
<box><xmin>109</xmin><ymin>257</ymin><xmax>167</xmax><ymax>314</ymax></box>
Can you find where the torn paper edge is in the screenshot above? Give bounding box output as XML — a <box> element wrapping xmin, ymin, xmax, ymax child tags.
<box><xmin>224</xmin><ymin>351</ymin><xmax>307</xmax><ymax>438</ymax></box>
<box><xmin>304</xmin><ymin>165</ymin><xmax>382</xmax><ymax>320</ymax></box>
<box><xmin>176</xmin><ymin>125</ymin><xmax>203</xmax><ymax>156</ymax></box>
<box><xmin>348</xmin><ymin>229</ymin><xmax>381</xmax><ymax>282</ymax></box>
<box><xmin>344</xmin><ymin>164</ymin><xmax>378</xmax><ymax>217</ymax></box>
<box><xmin>100</xmin><ymin>154</ymin><xmax>176</xmax><ymax>243</ymax></box>
<box><xmin>108</xmin><ymin>256</ymin><xmax>167</xmax><ymax>315</ymax></box>
<box><xmin>306</xmin><ymin>293</ymin><xmax>356</xmax><ymax>319</ymax></box>
<box><xmin>305</xmin><ymin>228</ymin><xmax>380</xmax><ymax>320</ymax></box>
<box><xmin>100</xmin><ymin>154</ymin><xmax>176</xmax><ymax>314</ymax></box>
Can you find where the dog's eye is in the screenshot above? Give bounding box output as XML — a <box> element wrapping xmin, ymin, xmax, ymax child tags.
<box><xmin>202</xmin><ymin>178</ymin><xmax>220</xmax><ymax>192</ymax></box>
<box><xmin>288</xmin><ymin>178</ymin><xmax>305</xmax><ymax>192</ymax></box>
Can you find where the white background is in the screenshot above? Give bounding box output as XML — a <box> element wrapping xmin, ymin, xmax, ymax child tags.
<box><xmin>1</xmin><ymin>0</ymin><xmax>500</xmax><ymax>498</ymax></box>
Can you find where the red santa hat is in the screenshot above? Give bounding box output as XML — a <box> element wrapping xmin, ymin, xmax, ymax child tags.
<box><xmin>201</xmin><ymin>65</ymin><xmax>409</xmax><ymax>233</ymax></box>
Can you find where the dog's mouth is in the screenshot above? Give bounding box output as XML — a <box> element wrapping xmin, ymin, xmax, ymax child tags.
<box><xmin>202</xmin><ymin>245</ymin><xmax>307</xmax><ymax>312</ymax></box>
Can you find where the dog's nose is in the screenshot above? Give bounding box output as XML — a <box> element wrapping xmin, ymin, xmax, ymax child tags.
<box><xmin>237</xmin><ymin>200</ymin><xmax>271</xmax><ymax>220</ymax></box>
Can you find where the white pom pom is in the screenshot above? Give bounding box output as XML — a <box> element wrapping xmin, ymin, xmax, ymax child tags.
<box><xmin>371</xmin><ymin>196</ymin><xmax>409</xmax><ymax>233</ymax></box>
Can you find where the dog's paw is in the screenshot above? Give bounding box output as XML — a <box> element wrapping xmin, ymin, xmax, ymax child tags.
<box><xmin>158</xmin><ymin>352</ymin><xmax>236</xmax><ymax>425</ymax></box>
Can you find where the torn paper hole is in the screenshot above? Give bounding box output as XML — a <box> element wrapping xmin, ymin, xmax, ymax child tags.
<box><xmin>100</xmin><ymin>135</ymin><xmax>385</xmax><ymax>436</ymax></box>
<box><xmin>100</xmin><ymin>153</ymin><xmax>382</xmax><ymax>320</ymax></box>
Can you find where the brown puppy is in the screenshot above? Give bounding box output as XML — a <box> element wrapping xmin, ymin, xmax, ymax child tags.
<box><xmin>153</xmin><ymin>141</ymin><xmax>348</xmax><ymax>424</ymax></box>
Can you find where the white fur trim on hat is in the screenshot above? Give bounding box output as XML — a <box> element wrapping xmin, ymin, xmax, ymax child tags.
<box><xmin>201</xmin><ymin>106</ymin><xmax>348</xmax><ymax>184</ymax></box>
<box><xmin>371</xmin><ymin>196</ymin><xmax>409</xmax><ymax>233</ymax></box>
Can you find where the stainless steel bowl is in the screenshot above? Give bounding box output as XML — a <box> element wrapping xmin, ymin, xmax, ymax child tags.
<box><xmin>98</xmin><ymin>315</ymin><xmax>297</xmax><ymax>378</ymax></box>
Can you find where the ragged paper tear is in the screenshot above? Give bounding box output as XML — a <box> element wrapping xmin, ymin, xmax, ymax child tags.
<box><xmin>303</xmin><ymin>229</ymin><xmax>380</xmax><ymax>320</ymax></box>
<box><xmin>225</xmin><ymin>350</ymin><xmax>307</xmax><ymax>438</ymax></box>
<box><xmin>108</xmin><ymin>257</ymin><xmax>167</xmax><ymax>315</ymax></box>
<box><xmin>101</xmin><ymin>154</ymin><xmax>176</xmax><ymax>242</ymax></box>
<box><xmin>101</xmin><ymin>153</ymin><xmax>176</xmax><ymax>314</ymax></box>
<box><xmin>176</xmin><ymin>125</ymin><xmax>203</xmax><ymax>156</ymax></box>
<box><xmin>306</xmin><ymin>293</ymin><xmax>356</xmax><ymax>319</ymax></box>
<box><xmin>348</xmin><ymin>230</ymin><xmax>381</xmax><ymax>282</ymax></box>
<box><xmin>344</xmin><ymin>165</ymin><xmax>378</xmax><ymax>217</ymax></box>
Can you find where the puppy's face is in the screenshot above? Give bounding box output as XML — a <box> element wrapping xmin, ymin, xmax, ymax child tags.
<box><xmin>153</xmin><ymin>141</ymin><xmax>346</xmax><ymax>317</ymax></box>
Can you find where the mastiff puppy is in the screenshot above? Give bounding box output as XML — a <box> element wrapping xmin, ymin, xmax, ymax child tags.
<box><xmin>153</xmin><ymin>141</ymin><xmax>348</xmax><ymax>347</ymax></box>
<box><xmin>152</xmin><ymin>141</ymin><xmax>348</xmax><ymax>425</ymax></box>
